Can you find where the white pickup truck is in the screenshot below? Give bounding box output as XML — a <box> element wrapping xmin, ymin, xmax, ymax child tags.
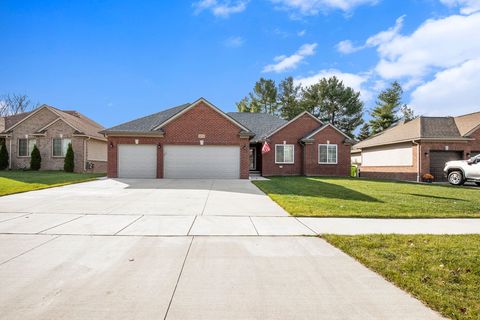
<box><xmin>444</xmin><ymin>155</ymin><xmax>480</xmax><ymax>186</ymax></box>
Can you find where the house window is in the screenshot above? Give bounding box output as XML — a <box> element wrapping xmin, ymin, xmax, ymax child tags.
<box><xmin>18</xmin><ymin>138</ymin><xmax>37</xmax><ymax>157</ymax></box>
<box><xmin>275</xmin><ymin>144</ymin><xmax>294</xmax><ymax>164</ymax></box>
<box><xmin>52</xmin><ymin>138</ymin><xmax>72</xmax><ymax>157</ymax></box>
<box><xmin>319</xmin><ymin>144</ymin><xmax>338</xmax><ymax>164</ymax></box>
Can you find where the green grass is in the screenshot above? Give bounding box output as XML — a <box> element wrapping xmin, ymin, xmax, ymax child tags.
<box><xmin>0</xmin><ymin>170</ymin><xmax>105</xmax><ymax>196</ymax></box>
<box><xmin>253</xmin><ymin>177</ymin><xmax>480</xmax><ymax>218</ymax></box>
<box><xmin>323</xmin><ymin>234</ymin><xmax>480</xmax><ymax>320</ymax></box>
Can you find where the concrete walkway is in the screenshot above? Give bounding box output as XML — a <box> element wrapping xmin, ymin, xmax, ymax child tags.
<box><xmin>1</xmin><ymin>213</ymin><xmax>479</xmax><ymax>236</ymax></box>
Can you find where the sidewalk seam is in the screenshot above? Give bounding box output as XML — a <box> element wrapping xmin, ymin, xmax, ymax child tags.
<box><xmin>0</xmin><ymin>235</ymin><xmax>61</xmax><ymax>266</ymax></box>
<box><xmin>163</xmin><ymin>236</ymin><xmax>195</xmax><ymax>320</ymax></box>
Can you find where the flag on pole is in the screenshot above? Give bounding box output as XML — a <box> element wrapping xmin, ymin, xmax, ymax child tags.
<box><xmin>262</xmin><ymin>141</ymin><xmax>271</xmax><ymax>154</ymax></box>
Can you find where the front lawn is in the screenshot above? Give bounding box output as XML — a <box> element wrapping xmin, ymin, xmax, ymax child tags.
<box><xmin>0</xmin><ymin>170</ymin><xmax>105</xmax><ymax>196</ymax></box>
<box><xmin>324</xmin><ymin>234</ymin><xmax>480</xmax><ymax>320</ymax></box>
<box><xmin>253</xmin><ymin>177</ymin><xmax>480</xmax><ymax>218</ymax></box>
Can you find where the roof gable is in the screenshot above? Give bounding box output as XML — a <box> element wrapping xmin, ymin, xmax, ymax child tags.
<box><xmin>454</xmin><ymin>111</ymin><xmax>480</xmax><ymax>136</ymax></box>
<box><xmin>304</xmin><ymin>123</ymin><xmax>353</xmax><ymax>141</ymax></box>
<box><xmin>152</xmin><ymin>98</ymin><xmax>250</xmax><ymax>132</ymax></box>
<box><xmin>265</xmin><ymin>111</ymin><xmax>323</xmax><ymax>139</ymax></box>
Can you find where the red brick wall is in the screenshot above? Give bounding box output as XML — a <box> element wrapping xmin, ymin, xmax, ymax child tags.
<box><xmin>303</xmin><ymin>126</ymin><xmax>350</xmax><ymax>176</ymax></box>
<box><xmin>262</xmin><ymin>114</ymin><xmax>321</xmax><ymax>176</ymax></box>
<box><xmin>107</xmin><ymin>101</ymin><xmax>249</xmax><ymax>178</ymax></box>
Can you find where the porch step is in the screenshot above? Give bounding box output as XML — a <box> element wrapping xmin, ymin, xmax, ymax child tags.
<box><xmin>249</xmin><ymin>171</ymin><xmax>261</xmax><ymax>176</ymax></box>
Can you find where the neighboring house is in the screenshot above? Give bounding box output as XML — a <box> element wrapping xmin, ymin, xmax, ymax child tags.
<box><xmin>102</xmin><ymin>97</ymin><xmax>353</xmax><ymax>179</ymax></box>
<box><xmin>353</xmin><ymin>112</ymin><xmax>480</xmax><ymax>182</ymax></box>
<box><xmin>0</xmin><ymin>105</ymin><xmax>107</xmax><ymax>173</ymax></box>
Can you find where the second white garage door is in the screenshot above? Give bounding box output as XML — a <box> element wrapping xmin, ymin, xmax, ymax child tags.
<box><xmin>164</xmin><ymin>145</ymin><xmax>240</xmax><ymax>179</ymax></box>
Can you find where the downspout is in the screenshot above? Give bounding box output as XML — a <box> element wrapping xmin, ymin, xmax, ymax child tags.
<box><xmin>84</xmin><ymin>137</ymin><xmax>91</xmax><ymax>172</ymax></box>
<box><xmin>412</xmin><ymin>140</ymin><xmax>420</xmax><ymax>182</ymax></box>
<box><xmin>9</xmin><ymin>135</ymin><xmax>12</xmax><ymax>169</ymax></box>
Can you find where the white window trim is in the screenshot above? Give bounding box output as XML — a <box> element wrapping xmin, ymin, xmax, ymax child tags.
<box><xmin>52</xmin><ymin>138</ymin><xmax>71</xmax><ymax>158</ymax></box>
<box><xmin>275</xmin><ymin>144</ymin><xmax>295</xmax><ymax>164</ymax></box>
<box><xmin>318</xmin><ymin>144</ymin><xmax>338</xmax><ymax>164</ymax></box>
<box><xmin>17</xmin><ymin>138</ymin><xmax>36</xmax><ymax>158</ymax></box>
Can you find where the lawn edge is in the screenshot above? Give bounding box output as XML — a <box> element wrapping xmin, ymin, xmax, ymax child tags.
<box><xmin>252</xmin><ymin>180</ymin><xmax>480</xmax><ymax>219</ymax></box>
<box><xmin>0</xmin><ymin>176</ymin><xmax>105</xmax><ymax>197</ymax></box>
<box><xmin>321</xmin><ymin>235</ymin><xmax>449</xmax><ymax>320</ymax></box>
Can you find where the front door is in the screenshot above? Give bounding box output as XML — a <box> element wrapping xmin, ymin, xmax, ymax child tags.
<box><xmin>249</xmin><ymin>147</ymin><xmax>256</xmax><ymax>170</ymax></box>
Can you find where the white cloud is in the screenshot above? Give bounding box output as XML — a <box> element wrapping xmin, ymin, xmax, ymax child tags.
<box><xmin>336</xmin><ymin>15</ymin><xmax>404</xmax><ymax>54</ymax></box>
<box><xmin>193</xmin><ymin>0</ymin><xmax>248</xmax><ymax>17</ymax></box>
<box><xmin>271</xmin><ymin>0</ymin><xmax>378</xmax><ymax>15</ymax></box>
<box><xmin>336</xmin><ymin>40</ymin><xmax>361</xmax><ymax>54</ymax></box>
<box><xmin>410</xmin><ymin>59</ymin><xmax>480</xmax><ymax>115</ymax></box>
<box><xmin>224</xmin><ymin>36</ymin><xmax>245</xmax><ymax>47</ymax></box>
<box><xmin>375</xmin><ymin>13</ymin><xmax>480</xmax><ymax>79</ymax></box>
<box><xmin>297</xmin><ymin>30</ymin><xmax>306</xmax><ymax>37</ymax></box>
<box><xmin>440</xmin><ymin>0</ymin><xmax>480</xmax><ymax>14</ymax></box>
<box><xmin>294</xmin><ymin>69</ymin><xmax>373</xmax><ymax>101</ymax></box>
<box><xmin>263</xmin><ymin>43</ymin><xmax>317</xmax><ymax>73</ymax></box>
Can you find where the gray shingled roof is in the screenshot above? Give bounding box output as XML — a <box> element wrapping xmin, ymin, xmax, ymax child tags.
<box><xmin>227</xmin><ymin>112</ymin><xmax>287</xmax><ymax>142</ymax></box>
<box><xmin>104</xmin><ymin>103</ymin><xmax>190</xmax><ymax>132</ymax></box>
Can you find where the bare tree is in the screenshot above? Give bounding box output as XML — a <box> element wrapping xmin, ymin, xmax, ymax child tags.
<box><xmin>0</xmin><ymin>93</ymin><xmax>40</xmax><ymax>116</ymax></box>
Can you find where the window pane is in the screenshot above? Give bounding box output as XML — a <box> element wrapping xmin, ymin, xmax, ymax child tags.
<box><xmin>28</xmin><ymin>139</ymin><xmax>36</xmax><ymax>154</ymax></box>
<box><xmin>53</xmin><ymin>139</ymin><xmax>62</xmax><ymax>156</ymax></box>
<box><xmin>284</xmin><ymin>145</ymin><xmax>294</xmax><ymax>163</ymax></box>
<box><xmin>18</xmin><ymin>139</ymin><xmax>27</xmax><ymax>156</ymax></box>
<box><xmin>328</xmin><ymin>145</ymin><xmax>337</xmax><ymax>163</ymax></box>
<box><xmin>319</xmin><ymin>145</ymin><xmax>328</xmax><ymax>163</ymax></box>
<box><xmin>275</xmin><ymin>145</ymin><xmax>284</xmax><ymax>163</ymax></box>
<box><xmin>62</xmin><ymin>139</ymin><xmax>71</xmax><ymax>156</ymax></box>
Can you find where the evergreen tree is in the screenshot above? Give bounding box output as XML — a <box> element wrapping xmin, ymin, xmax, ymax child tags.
<box><xmin>370</xmin><ymin>81</ymin><xmax>403</xmax><ymax>134</ymax></box>
<box><xmin>64</xmin><ymin>143</ymin><xmax>74</xmax><ymax>172</ymax></box>
<box><xmin>30</xmin><ymin>144</ymin><xmax>41</xmax><ymax>170</ymax></box>
<box><xmin>300</xmin><ymin>76</ymin><xmax>364</xmax><ymax>137</ymax></box>
<box><xmin>0</xmin><ymin>140</ymin><xmax>8</xmax><ymax>170</ymax></box>
<box><xmin>400</xmin><ymin>104</ymin><xmax>416</xmax><ymax>122</ymax></box>
<box><xmin>236</xmin><ymin>97</ymin><xmax>250</xmax><ymax>112</ymax></box>
<box><xmin>279</xmin><ymin>77</ymin><xmax>302</xmax><ymax>120</ymax></box>
<box><xmin>357</xmin><ymin>123</ymin><xmax>371</xmax><ymax>141</ymax></box>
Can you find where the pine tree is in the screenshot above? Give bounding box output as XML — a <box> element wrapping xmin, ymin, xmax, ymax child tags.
<box><xmin>64</xmin><ymin>143</ymin><xmax>74</xmax><ymax>172</ymax></box>
<box><xmin>370</xmin><ymin>81</ymin><xmax>403</xmax><ymax>134</ymax></box>
<box><xmin>300</xmin><ymin>76</ymin><xmax>364</xmax><ymax>137</ymax></box>
<box><xmin>279</xmin><ymin>77</ymin><xmax>302</xmax><ymax>120</ymax></box>
<box><xmin>236</xmin><ymin>97</ymin><xmax>250</xmax><ymax>112</ymax></box>
<box><xmin>30</xmin><ymin>145</ymin><xmax>41</xmax><ymax>170</ymax></box>
<box><xmin>400</xmin><ymin>105</ymin><xmax>416</xmax><ymax>122</ymax></box>
<box><xmin>357</xmin><ymin>123</ymin><xmax>371</xmax><ymax>141</ymax></box>
<box><xmin>0</xmin><ymin>140</ymin><xmax>9</xmax><ymax>170</ymax></box>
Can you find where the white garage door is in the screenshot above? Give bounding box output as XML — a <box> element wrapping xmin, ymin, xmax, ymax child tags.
<box><xmin>118</xmin><ymin>144</ymin><xmax>157</xmax><ymax>178</ymax></box>
<box><xmin>164</xmin><ymin>145</ymin><xmax>240</xmax><ymax>179</ymax></box>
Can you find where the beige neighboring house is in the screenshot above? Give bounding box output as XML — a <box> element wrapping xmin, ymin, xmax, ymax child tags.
<box><xmin>0</xmin><ymin>105</ymin><xmax>107</xmax><ymax>173</ymax></box>
<box><xmin>352</xmin><ymin>112</ymin><xmax>480</xmax><ymax>182</ymax></box>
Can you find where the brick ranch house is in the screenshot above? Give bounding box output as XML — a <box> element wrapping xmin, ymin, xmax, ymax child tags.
<box><xmin>102</xmin><ymin>98</ymin><xmax>353</xmax><ymax>179</ymax></box>
<box><xmin>352</xmin><ymin>111</ymin><xmax>480</xmax><ymax>182</ymax></box>
<box><xmin>0</xmin><ymin>105</ymin><xmax>107</xmax><ymax>173</ymax></box>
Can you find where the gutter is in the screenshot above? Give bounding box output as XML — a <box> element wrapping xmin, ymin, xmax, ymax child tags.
<box><xmin>412</xmin><ymin>140</ymin><xmax>420</xmax><ymax>182</ymax></box>
<box><xmin>84</xmin><ymin>137</ymin><xmax>91</xmax><ymax>172</ymax></box>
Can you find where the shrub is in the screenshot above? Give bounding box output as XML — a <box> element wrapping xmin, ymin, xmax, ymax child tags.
<box><xmin>0</xmin><ymin>140</ymin><xmax>8</xmax><ymax>170</ymax></box>
<box><xmin>422</xmin><ymin>173</ymin><xmax>434</xmax><ymax>182</ymax></box>
<box><xmin>351</xmin><ymin>165</ymin><xmax>358</xmax><ymax>177</ymax></box>
<box><xmin>30</xmin><ymin>145</ymin><xmax>41</xmax><ymax>170</ymax></box>
<box><xmin>64</xmin><ymin>143</ymin><xmax>74</xmax><ymax>172</ymax></box>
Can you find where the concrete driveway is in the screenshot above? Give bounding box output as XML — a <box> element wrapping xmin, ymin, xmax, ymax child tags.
<box><xmin>0</xmin><ymin>179</ymin><xmax>444</xmax><ymax>319</ymax></box>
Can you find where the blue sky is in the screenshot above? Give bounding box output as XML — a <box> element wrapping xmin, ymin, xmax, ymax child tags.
<box><xmin>1</xmin><ymin>0</ymin><xmax>479</xmax><ymax>128</ymax></box>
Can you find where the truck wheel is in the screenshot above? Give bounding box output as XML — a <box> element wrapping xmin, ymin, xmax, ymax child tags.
<box><xmin>448</xmin><ymin>171</ymin><xmax>464</xmax><ymax>186</ymax></box>
<box><xmin>475</xmin><ymin>182</ymin><xmax>480</xmax><ymax>186</ymax></box>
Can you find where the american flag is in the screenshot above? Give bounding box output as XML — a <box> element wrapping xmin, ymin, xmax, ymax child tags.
<box><xmin>261</xmin><ymin>141</ymin><xmax>271</xmax><ymax>154</ymax></box>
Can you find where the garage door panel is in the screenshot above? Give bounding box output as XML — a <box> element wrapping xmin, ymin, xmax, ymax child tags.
<box><xmin>164</xmin><ymin>145</ymin><xmax>240</xmax><ymax>179</ymax></box>
<box><xmin>430</xmin><ymin>151</ymin><xmax>463</xmax><ymax>182</ymax></box>
<box><xmin>118</xmin><ymin>145</ymin><xmax>157</xmax><ymax>178</ymax></box>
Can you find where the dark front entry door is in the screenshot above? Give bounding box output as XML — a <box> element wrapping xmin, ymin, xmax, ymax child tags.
<box><xmin>430</xmin><ymin>151</ymin><xmax>463</xmax><ymax>182</ymax></box>
<box><xmin>249</xmin><ymin>147</ymin><xmax>256</xmax><ymax>170</ymax></box>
